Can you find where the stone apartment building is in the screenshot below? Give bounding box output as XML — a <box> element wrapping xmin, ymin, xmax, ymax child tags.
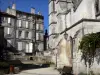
<box><xmin>0</xmin><ymin>4</ymin><xmax>44</xmax><ymax>56</ymax></box>
<box><xmin>49</xmin><ymin>0</ymin><xmax>100</xmax><ymax>74</ymax></box>
<box><xmin>0</xmin><ymin>11</ymin><xmax>18</xmax><ymax>60</ymax></box>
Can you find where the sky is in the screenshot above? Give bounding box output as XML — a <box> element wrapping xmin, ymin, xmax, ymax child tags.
<box><xmin>0</xmin><ymin>0</ymin><xmax>49</xmax><ymax>32</ymax></box>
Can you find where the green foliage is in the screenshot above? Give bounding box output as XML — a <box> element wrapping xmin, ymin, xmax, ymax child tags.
<box><xmin>0</xmin><ymin>62</ymin><xmax>9</xmax><ymax>67</ymax></box>
<box><xmin>79</xmin><ymin>32</ymin><xmax>100</xmax><ymax>67</ymax></box>
<box><xmin>0</xmin><ymin>70</ymin><xmax>4</xmax><ymax>75</ymax></box>
<box><xmin>78</xmin><ymin>72</ymin><xmax>87</xmax><ymax>75</ymax></box>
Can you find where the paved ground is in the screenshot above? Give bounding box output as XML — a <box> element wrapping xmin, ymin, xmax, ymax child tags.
<box><xmin>7</xmin><ymin>67</ymin><xmax>60</xmax><ymax>75</ymax></box>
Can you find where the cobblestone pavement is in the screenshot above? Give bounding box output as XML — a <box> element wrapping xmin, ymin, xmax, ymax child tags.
<box><xmin>7</xmin><ymin>67</ymin><xmax>61</xmax><ymax>75</ymax></box>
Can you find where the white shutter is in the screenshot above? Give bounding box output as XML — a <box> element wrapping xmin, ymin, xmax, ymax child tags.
<box><xmin>7</xmin><ymin>28</ymin><xmax>10</xmax><ymax>34</ymax></box>
<box><xmin>8</xmin><ymin>18</ymin><xmax>11</xmax><ymax>23</ymax></box>
<box><xmin>19</xmin><ymin>20</ymin><xmax>21</xmax><ymax>27</ymax></box>
<box><xmin>29</xmin><ymin>43</ymin><xmax>33</xmax><ymax>53</ymax></box>
<box><xmin>26</xmin><ymin>43</ymin><xmax>29</xmax><ymax>53</ymax></box>
<box><xmin>36</xmin><ymin>24</ymin><xmax>39</xmax><ymax>30</ymax></box>
<box><xmin>26</xmin><ymin>21</ymin><xmax>28</xmax><ymax>28</ymax></box>
<box><xmin>36</xmin><ymin>33</ymin><xmax>39</xmax><ymax>40</ymax></box>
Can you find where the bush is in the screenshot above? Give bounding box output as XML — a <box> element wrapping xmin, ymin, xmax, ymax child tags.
<box><xmin>0</xmin><ymin>70</ymin><xmax>4</xmax><ymax>75</ymax></box>
<box><xmin>79</xmin><ymin>72</ymin><xmax>87</xmax><ymax>75</ymax></box>
<box><xmin>79</xmin><ymin>32</ymin><xmax>100</xmax><ymax>67</ymax></box>
<box><xmin>0</xmin><ymin>62</ymin><xmax>9</xmax><ymax>68</ymax></box>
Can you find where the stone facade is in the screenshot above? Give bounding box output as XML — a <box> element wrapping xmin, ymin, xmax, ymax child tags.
<box><xmin>1</xmin><ymin>4</ymin><xmax>44</xmax><ymax>56</ymax></box>
<box><xmin>49</xmin><ymin>0</ymin><xmax>100</xmax><ymax>74</ymax></box>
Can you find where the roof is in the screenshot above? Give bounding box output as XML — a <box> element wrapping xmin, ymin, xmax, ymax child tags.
<box><xmin>0</xmin><ymin>11</ymin><xmax>16</xmax><ymax>18</ymax></box>
<box><xmin>16</xmin><ymin>10</ymin><xmax>44</xmax><ymax>19</ymax></box>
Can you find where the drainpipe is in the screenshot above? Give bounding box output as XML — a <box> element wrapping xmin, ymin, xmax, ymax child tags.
<box><xmin>34</xmin><ymin>16</ymin><xmax>36</xmax><ymax>55</ymax></box>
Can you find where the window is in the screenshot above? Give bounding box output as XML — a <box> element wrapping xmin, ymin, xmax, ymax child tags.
<box><xmin>40</xmin><ymin>24</ymin><xmax>43</xmax><ymax>30</ymax></box>
<box><xmin>1</xmin><ymin>17</ymin><xmax>5</xmax><ymax>23</ymax></box>
<box><xmin>40</xmin><ymin>33</ymin><xmax>43</xmax><ymax>41</ymax></box>
<box><xmin>19</xmin><ymin>31</ymin><xmax>22</xmax><ymax>37</ymax></box>
<box><xmin>7</xmin><ymin>40</ymin><xmax>12</xmax><ymax>47</ymax></box>
<box><xmin>25</xmin><ymin>31</ymin><xmax>29</xmax><ymax>38</ymax></box>
<box><xmin>17</xmin><ymin>42</ymin><xmax>22</xmax><ymax>51</ymax></box>
<box><xmin>22</xmin><ymin>20</ymin><xmax>26</xmax><ymax>28</ymax></box>
<box><xmin>29</xmin><ymin>32</ymin><xmax>32</xmax><ymax>39</ymax></box>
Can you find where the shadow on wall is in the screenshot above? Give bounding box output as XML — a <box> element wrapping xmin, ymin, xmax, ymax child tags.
<box><xmin>96</xmin><ymin>48</ymin><xmax>100</xmax><ymax>64</ymax></box>
<box><xmin>21</xmin><ymin>64</ymin><xmax>50</xmax><ymax>71</ymax></box>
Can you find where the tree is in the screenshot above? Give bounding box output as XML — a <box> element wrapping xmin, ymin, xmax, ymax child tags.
<box><xmin>78</xmin><ymin>32</ymin><xmax>100</xmax><ymax>67</ymax></box>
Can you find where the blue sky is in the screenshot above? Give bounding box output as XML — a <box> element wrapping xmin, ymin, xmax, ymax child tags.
<box><xmin>0</xmin><ymin>0</ymin><xmax>48</xmax><ymax>32</ymax></box>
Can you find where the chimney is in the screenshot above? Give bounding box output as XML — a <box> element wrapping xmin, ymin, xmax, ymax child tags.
<box><xmin>31</xmin><ymin>8</ymin><xmax>35</xmax><ymax>14</ymax></box>
<box><xmin>12</xmin><ymin>3</ymin><xmax>16</xmax><ymax>9</ymax></box>
<box><xmin>38</xmin><ymin>11</ymin><xmax>41</xmax><ymax>15</ymax></box>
